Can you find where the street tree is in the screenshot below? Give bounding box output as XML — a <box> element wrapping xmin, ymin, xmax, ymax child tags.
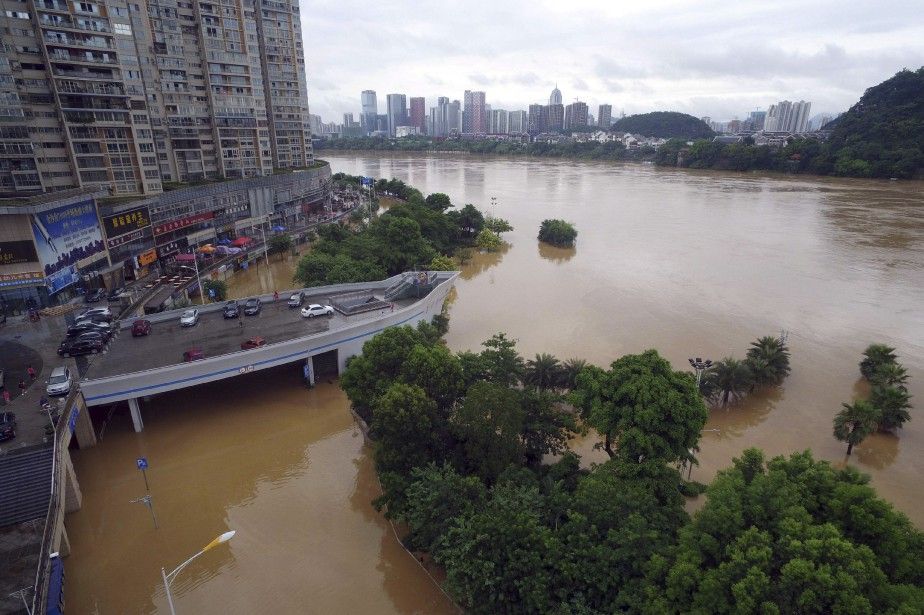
<box><xmin>524</xmin><ymin>353</ymin><xmax>563</xmax><ymax>390</ymax></box>
<box><xmin>451</xmin><ymin>381</ymin><xmax>524</xmax><ymax>482</ymax></box>
<box><xmin>478</xmin><ymin>333</ymin><xmax>525</xmax><ymax>388</ymax></box>
<box><xmin>871</xmin><ymin>385</ymin><xmax>912</xmax><ymax>431</ymax></box>
<box><xmin>833</xmin><ymin>399</ymin><xmax>880</xmax><ymax>456</ymax></box>
<box><xmin>704</xmin><ymin>357</ymin><xmax>753</xmax><ymax>405</ymax></box>
<box><xmin>267</xmin><ymin>233</ymin><xmax>293</xmax><ymax>254</ymax></box>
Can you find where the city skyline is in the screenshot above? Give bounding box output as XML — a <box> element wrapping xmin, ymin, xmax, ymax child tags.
<box><xmin>301</xmin><ymin>0</ymin><xmax>923</xmax><ymax>123</ymax></box>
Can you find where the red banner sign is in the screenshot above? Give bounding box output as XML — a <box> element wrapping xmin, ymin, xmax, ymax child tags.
<box><xmin>153</xmin><ymin>212</ymin><xmax>214</xmax><ymax>236</ymax></box>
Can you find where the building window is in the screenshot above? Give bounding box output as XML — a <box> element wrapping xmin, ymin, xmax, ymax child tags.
<box><xmin>114</xmin><ymin>22</ymin><xmax>132</xmax><ymax>35</ymax></box>
<box><xmin>4</xmin><ymin>10</ymin><xmax>30</xmax><ymax>18</ymax></box>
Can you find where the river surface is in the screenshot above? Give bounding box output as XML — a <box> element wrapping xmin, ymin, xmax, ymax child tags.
<box><xmin>67</xmin><ymin>153</ymin><xmax>923</xmax><ymax>612</ymax></box>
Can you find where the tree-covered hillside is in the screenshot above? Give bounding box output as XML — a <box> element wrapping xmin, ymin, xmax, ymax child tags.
<box><xmin>823</xmin><ymin>67</ymin><xmax>924</xmax><ymax>178</ymax></box>
<box><xmin>611</xmin><ymin>111</ymin><xmax>715</xmax><ymax>139</ymax></box>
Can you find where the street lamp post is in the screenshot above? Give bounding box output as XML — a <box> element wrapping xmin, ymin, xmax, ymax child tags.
<box><xmin>188</xmin><ymin>250</ymin><xmax>205</xmax><ymax>306</ymax></box>
<box><xmin>688</xmin><ymin>357</ymin><xmax>713</xmax><ymax>388</ymax></box>
<box><xmin>161</xmin><ymin>530</ymin><xmax>236</xmax><ymax>615</ymax></box>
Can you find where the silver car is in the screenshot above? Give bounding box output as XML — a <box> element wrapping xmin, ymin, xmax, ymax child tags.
<box><xmin>179</xmin><ymin>308</ymin><xmax>200</xmax><ymax>327</ymax></box>
<box><xmin>46</xmin><ymin>366</ymin><xmax>72</xmax><ymax>397</ymax></box>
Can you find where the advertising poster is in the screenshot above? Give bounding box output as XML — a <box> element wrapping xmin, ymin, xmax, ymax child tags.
<box><xmin>0</xmin><ymin>240</ymin><xmax>39</xmax><ymax>266</ymax></box>
<box><xmin>31</xmin><ymin>199</ymin><xmax>105</xmax><ymax>288</ymax></box>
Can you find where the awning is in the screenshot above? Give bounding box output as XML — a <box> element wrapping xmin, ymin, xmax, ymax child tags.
<box><xmin>198</xmin><ymin>244</ymin><xmax>217</xmax><ymax>253</ymax></box>
<box><xmin>46</xmin><ymin>556</ymin><xmax>64</xmax><ymax>615</ymax></box>
<box><xmin>174</xmin><ymin>253</ymin><xmax>196</xmax><ymax>263</ymax></box>
<box><xmin>231</xmin><ymin>237</ymin><xmax>253</xmax><ymax>247</ymax></box>
<box><xmin>271</xmin><ymin>225</ymin><xmax>286</xmax><ymax>232</ymax></box>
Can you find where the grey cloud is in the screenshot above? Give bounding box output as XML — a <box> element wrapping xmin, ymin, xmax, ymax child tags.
<box><xmin>594</xmin><ymin>56</ymin><xmax>649</xmax><ymax>79</ymax></box>
<box><xmin>572</xmin><ymin>77</ymin><xmax>589</xmax><ymax>91</ymax></box>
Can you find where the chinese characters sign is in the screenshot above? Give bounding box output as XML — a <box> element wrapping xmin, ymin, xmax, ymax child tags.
<box><xmin>0</xmin><ymin>271</ymin><xmax>44</xmax><ymax>288</ymax></box>
<box><xmin>0</xmin><ymin>240</ymin><xmax>38</xmax><ymax>266</ymax></box>
<box><xmin>153</xmin><ymin>212</ymin><xmax>214</xmax><ymax>236</ymax></box>
<box><xmin>103</xmin><ymin>206</ymin><xmax>150</xmax><ymax>239</ymax></box>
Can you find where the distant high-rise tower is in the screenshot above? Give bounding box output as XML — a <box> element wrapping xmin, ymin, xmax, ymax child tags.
<box><xmin>409</xmin><ymin>97</ymin><xmax>427</xmax><ymax>135</ymax></box>
<box><xmin>362</xmin><ymin>91</ymin><xmax>378</xmax><ymax>134</ymax></box>
<box><xmin>448</xmin><ymin>100</ymin><xmax>462</xmax><ymax>135</ymax></box>
<box><xmin>386</xmin><ymin>94</ymin><xmax>408</xmax><ymax>136</ymax></box>
<box><xmin>549</xmin><ymin>85</ymin><xmax>563</xmax><ymax>106</ymax></box>
<box><xmin>508</xmin><ymin>111</ymin><xmax>528</xmax><ymax>134</ymax></box>
<box><xmin>547</xmin><ymin>104</ymin><xmax>565</xmax><ymax>132</ymax></box>
<box><xmin>598</xmin><ymin>104</ymin><xmax>613</xmax><ymax>128</ymax></box>
<box><xmin>463</xmin><ymin>91</ymin><xmax>486</xmax><ymax>134</ymax></box>
<box><xmin>564</xmin><ymin>102</ymin><xmax>588</xmax><ymax>130</ymax></box>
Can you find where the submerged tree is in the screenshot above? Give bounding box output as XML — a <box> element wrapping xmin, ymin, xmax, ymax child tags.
<box><xmin>524</xmin><ymin>353</ymin><xmax>563</xmax><ymax>391</ymax></box>
<box><xmin>745</xmin><ymin>335</ymin><xmax>791</xmax><ymax>386</ymax></box>
<box><xmin>703</xmin><ymin>357</ymin><xmax>754</xmax><ymax>405</ymax></box>
<box><xmin>871</xmin><ymin>385</ymin><xmax>912</xmax><ymax>432</ymax></box>
<box><xmin>833</xmin><ymin>399</ymin><xmax>880</xmax><ymax>456</ymax></box>
<box><xmin>538</xmin><ymin>219</ymin><xmax>578</xmax><ymax>247</ymax></box>
<box><xmin>860</xmin><ymin>344</ymin><xmax>898</xmax><ymax>380</ymax></box>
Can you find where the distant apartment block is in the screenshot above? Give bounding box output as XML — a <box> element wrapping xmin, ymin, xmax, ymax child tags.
<box><xmin>385</xmin><ymin>93</ymin><xmax>407</xmax><ymax>136</ymax></box>
<box><xmin>409</xmin><ymin>97</ymin><xmax>426</xmax><ymax>135</ymax></box>
<box><xmin>0</xmin><ymin>0</ymin><xmax>313</xmax><ymax>198</ymax></box>
<box><xmin>597</xmin><ymin>104</ymin><xmax>612</xmax><ymax>128</ymax></box>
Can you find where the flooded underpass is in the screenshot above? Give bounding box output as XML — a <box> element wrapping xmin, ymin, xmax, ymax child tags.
<box><xmin>65</xmin><ymin>153</ymin><xmax>924</xmax><ymax>612</ymax></box>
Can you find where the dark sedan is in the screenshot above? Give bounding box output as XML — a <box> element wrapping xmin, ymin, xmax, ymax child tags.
<box><xmin>108</xmin><ymin>287</ymin><xmax>125</xmax><ymax>302</ymax></box>
<box><xmin>66</xmin><ymin>322</ymin><xmax>112</xmax><ymax>340</ymax></box>
<box><xmin>0</xmin><ymin>411</ymin><xmax>15</xmax><ymax>442</ymax></box>
<box><xmin>58</xmin><ymin>337</ymin><xmax>104</xmax><ymax>357</ymax></box>
<box><xmin>223</xmin><ymin>300</ymin><xmax>240</xmax><ymax>319</ymax></box>
<box><xmin>243</xmin><ymin>297</ymin><xmax>262</xmax><ymax>316</ymax></box>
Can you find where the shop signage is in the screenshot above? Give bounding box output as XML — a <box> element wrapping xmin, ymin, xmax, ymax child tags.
<box><xmin>153</xmin><ymin>212</ymin><xmax>214</xmax><ymax>236</ymax></box>
<box><xmin>138</xmin><ymin>248</ymin><xmax>157</xmax><ymax>267</ymax></box>
<box><xmin>106</xmin><ymin>228</ymin><xmax>149</xmax><ymax>249</ymax></box>
<box><xmin>0</xmin><ymin>240</ymin><xmax>39</xmax><ymax>266</ymax></box>
<box><xmin>45</xmin><ymin>264</ymin><xmax>79</xmax><ymax>294</ymax></box>
<box><xmin>0</xmin><ymin>271</ymin><xmax>44</xmax><ymax>288</ymax></box>
<box><xmin>103</xmin><ymin>206</ymin><xmax>150</xmax><ymax>239</ymax></box>
<box><xmin>155</xmin><ymin>236</ymin><xmax>189</xmax><ymax>257</ymax></box>
<box><xmin>31</xmin><ymin>199</ymin><xmax>104</xmax><ymax>279</ymax></box>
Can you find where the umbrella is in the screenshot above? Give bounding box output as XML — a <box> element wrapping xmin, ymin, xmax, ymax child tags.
<box><xmin>272</xmin><ymin>225</ymin><xmax>286</xmax><ymax>232</ymax></box>
<box><xmin>217</xmin><ymin>238</ymin><xmax>232</xmax><ymax>245</ymax></box>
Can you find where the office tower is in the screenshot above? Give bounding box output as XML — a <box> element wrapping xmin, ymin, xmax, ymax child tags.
<box><xmin>547</xmin><ymin>104</ymin><xmax>564</xmax><ymax>132</ymax></box>
<box><xmin>549</xmin><ymin>85</ymin><xmax>562</xmax><ymax>106</ymax></box>
<box><xmin>0</xmin><ymin>0</ymin><xmax>314</xmax><ymax>197</ymax></box>
<box><xmin>447</xmin><ymin>100</ymin><xmax>462</xmax><ymax>135</ymax></box>
<box><xmin>564</xmin><ymin>102</ymin><xmax>588</xmax><ymax>130</ymax></box>
<box><xmin>361</xmin><ymin>90</ymin><xmax>378</xmax><ymax>134</ymax></box>
<box><xmin>508</xmin><ymin>110</ymin><xmax>527</xmax><ymax>134</ymax></box>
<box><xmin>343</xmin><ymin>113</ymin><xmax>355</xmax><ymax>127</ymax></box>
<box><xmin>462</xmin><ymin>90</ymin><xmax>486</xmax><ymax>134</ymax></box>
<box><xmin>386</xmin><ymin>94</ymin><xmax>408</xmax><ymax>136</ymax></box>
<box><xmin>376</xmin><ymin>114</ymin><xmax>389</xmax><ymax>133</ymax></box>
<box><xmin>489</xmin><ymin>109</ymin><xmax>508</xmax><ymax>134</ymax></box>
<box><xmin>484</xmin><ymin>104</ymin><xmax>491</xmax><ymax>131</ymax></box>
<box><xmin>527</xmin><ymin>104</ymin><xmax>543</xmax><ymax>134</ymax></box>
<box><xmin>309</xmin><ymin>114</ymin><xmax>322</xmax><ymax>135</ymax></box>
<box><xmin>747</xmin><ymin>110</ymin><xmax>766</xmax><ymax>131</ymax></box>
<box><xmin>790</xmin><ymin>101</ymin><xmax>811</xmax><ymax>133</ymax></box>
<box><xmin>598</xmin><ymin>104</ymin><xmax>613</xmax><ymax>128</ymax></box>
<box><xmin>431</xmin><ymin>96</ymin><xmax>450</xmax><ymax>136</ymax></box>
<box><xmin>409</xmin><ymin>97</ymin><xmax>426</xmax><ymax>135</ymax></box>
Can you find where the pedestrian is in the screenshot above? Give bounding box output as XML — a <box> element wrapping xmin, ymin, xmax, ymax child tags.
<box><xmin>2</xmin><ymin>389</ymin><xmax>10</xmax><ymax>405</ymax></box>
<box><xmin>27</xmin><ymin>365</ymin><xmax>36</xmax><ymax>381</ymax></box>
<box><xmin>273</xmin><ymin>290</ymin><xmax>279</xmax><ymax>302</ymax></box>
<box><xmin>18</xmin><ymin>379</ymin><xmax>26</xmax><ymax>396</ymax></box>
<box><xmin>239</xmin><ymin>319</ymin><xmax>244</xmax><ymax>330</ymax></box>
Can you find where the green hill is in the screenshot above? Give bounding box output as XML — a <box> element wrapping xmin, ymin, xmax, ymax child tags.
<box><xmin>611</xmin><ymin>111</ymin><xmax>715</xmax><ymax>139</ymax></box>
<box><xmin>824</xmin><ymin>67</ymin><xmax>924</xmax><ymax>178</ymax></box>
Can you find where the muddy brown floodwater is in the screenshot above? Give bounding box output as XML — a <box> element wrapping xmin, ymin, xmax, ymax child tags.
<box><xmin>67</xmin><ymin>153</ymin><xmax>923</xmax><ymax>613</ymax></box>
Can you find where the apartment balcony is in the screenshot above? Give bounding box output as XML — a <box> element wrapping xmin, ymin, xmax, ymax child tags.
<box><xmin>34</xmin><ymin>0</ymin><xmax>70</xmax><ymax>13</ymax></box>
<box><xmin>49</xmin><ymin>52</ymin><xmax>119</xmax><ymax>66</ymax></box>
<box><xmin>0</xmin><ymin>142</ymin><xmax>35</xmax><ymax>156</ymax></box>
<box><xmin>51</xmin><ymin>66</ymin><xmax>118</xmax><ymax>80</ymax></box>
<box><xmin>45</xmin><ymin>34</ymin><xmax>114</xmax><ymax>50</ymax></box>
<box><xmin>56</xmin><ymin>80</ymin><xmax>126</xmax><ymax>96</ymax></box>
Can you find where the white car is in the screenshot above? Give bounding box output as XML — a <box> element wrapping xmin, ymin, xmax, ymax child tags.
<box><xmin>79</xmin><ymin>306</ymin><xmax>113</xmax><ymax>321</ymax></box>
<box><xmin>179</xmin><ymin>308</ymin><xmax>200</xmax><ymax>327</ymax></box>
<box><xmin>46</xmin><ymin>366</ymin><xmax>72</xmax><ymax>397</ymax></box>
<box><xmin>301</xmin><ymin>304</ymin><xmax>334</xmax><ymax>318</ymax></box>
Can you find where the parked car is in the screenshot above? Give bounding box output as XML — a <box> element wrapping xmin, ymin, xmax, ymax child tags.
<box><xmin>183</xmin><ymin>348</ymin><xmax>204</xmax><ymax>362</ymax></box>
<box><xmin>243</xmin><ymin>298</ymin><xmax>261</xmax><ymax>316</ymax></box>
<box><xmin>301</xmin><ymin>304</ymin><xmax>334</xmax><ymax>318</ymax></box>
<box><xmin>67</xmin><ymin>322</ymin><xmax>112</xmax><ymax>339</ymax></box>
<box><xmin>287</xmin><ymin>292</ymin><xmax>305</xmax><ymax>308</ymax></box>
<box><xmin>78</xmin><ymin>306</ymin><xmax>113</xmax><ymax>322</ymax></box>
<box><xmin>85</xmin><ymin>288</ymin><xmax>106</xmax><ymax>303</ymax></box>
<box><xmin>240</xmin><ymin>336</ymin><xmax>266</xmax><ymax>350</ymax></box>
<box><xmin>0</xmin><ymin>368</ymin><xmax>5</xmax><ymax>389</ymax></box>
<box><xmin>58</xmin><ymin>337</ymin><xmax>104</xmax><ymax>357</ymax></box>
<box><xmin>131</xmin><ymin>319</ymin><xmax>152</xmax><ymax>337</ymax></box>
<box><xmin>107</xmin><ymin>287</ymin><xmax>125</xmax><ymax>302</ymax></box>
<box><xmin>45</xmin><ymin>366</ymin><xmax>72</xmax><ymax>396</ymax></box>
<box><xmin>74</xmin><ymin>314</ymin><xmax>112</xmax><ymax>328</ymax></box>
<box><xmin>0</xmin><ymin>411</ymin><xmax>15</xmax><ymax>442</ymax></box>
<box><xmin>179</xmin><ymin>309</ymin><xmax>200</xmax><ymax>327</ymax></box>
<box><xmin>223</xmin><ymin>300</ymin><xmax>240</xmax><ymax>319</ymax></box>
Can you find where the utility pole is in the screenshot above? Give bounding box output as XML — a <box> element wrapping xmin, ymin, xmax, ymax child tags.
<box><xmin>688</xmin><ymin>357</ymin><xmax>713</xmax><ymax>388</ymax></box>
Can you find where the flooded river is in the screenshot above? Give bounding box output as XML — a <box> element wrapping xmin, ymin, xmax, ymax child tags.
<box><xmin>67</xmin><ymin>153</ymin><xmax>923</xmax><ymax>612</ymax></box>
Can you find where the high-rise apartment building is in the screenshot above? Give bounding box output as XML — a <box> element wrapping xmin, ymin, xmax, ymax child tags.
<box><xmin>747</xmin><ymin>110</ymin><xmax>766</xmax><ymax>131</ymax></box>
<box><xmin>463</xmin><ymin>90</ymin><xmax>486</xmax><ymax>134</ymax></box>
<box><xmin>409</xmin><ymin>97</ymin><xmax>426</xmax><ymax>135</ymax></box>
<box><xmin>361</xmin><ymin>90</ymin><xmax>378</xmax><ymax>134</ymax></box>
<box><xmin>447</xmin><ymin>100</ymin><xmax>461</xmax><ymax>135</ymax></box>
<box><xmin>765</xmin><ymin>100</ymin><xmax>811</xmax><ymax>133</ymax></box>
<box><xmin>385</xmin><ymin>93</ymin><xmax>407</xmax><ymax>136</ymax></box>
<box><xmin>430</xmin><ymin>96</ymin><xmax>449</xmax><ymax>136</ymax></box>
<box><xmin>564</xmin><ymin>101</ymin><xmax>588</xmax><ymax>130</ymax></box>
<box><xmin>547</xmin><ymin>104</ymin><xmax>564</xmax><ymax>132</ymax></box>
<box><xmin>508</xmin><ymin>110</ymin><xmax>527</xmax><ymax>134</ymax></box>
<box><xmin>528</xmin><ymin>104</ymin><xmax>547</xmax><ymax>134</ymax></box>
<box><xmin>0</xmin><ymin>0</ymin><xmax>313</xmax><ymax>197</ymax></box>
<box><xmin>597</xmin><ymin>104</ymin><xmax>612</xmax><ymax>128</ymax></box>
<box><xmin>489</xmin><ymin>109</ymin><xmax>508</xmax><ymax>134</ymax></box>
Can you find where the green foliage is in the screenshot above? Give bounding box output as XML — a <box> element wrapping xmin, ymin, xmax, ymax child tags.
<box><xmin>202</xmin><ymin>279</ymin><xmax>227</xmax><ymax>301</ymax></box>
<box><xmin>559</xmin><ymin>358</ymin><xmax>588</xmax><ymax>391</ymax></box>
<box><xmin>871</xmin><ymin>385</ymin><xmax>912</xmax><ymax>432</ymax></box>
<box><xmin>833</xmin><ymin>399</ymin><xmax>880</xmax><ymax>456</ymax></box>
<box><xmin>475</xmin><ymin>228</ymin><xmax>503</xmax><ymax>251</ymax></box>
<box><xmin>427</xmin><ymin>254</ymin><xmax>456</xmax><ymax>271</ymax></box>
<box><xmin>401</xmin><ymin>463</ymin><xmax>487</xmax><ymax>554</ymax></box>
<box><xmin>519</xmin><ymin>388</ymin><xmax>577</xmax><ymax>465</ymax></box>
<box><xmin>704</xmin><ymin>357</ymin><xmax>754</xmax><ymax>405</ymax></box>
<box><xmin>484</xmin><ymin>216</ymin><xmax>514</xmax><ymax>233</ymax></box>
<box><xmin>611</xmin><ymin>111</ymin><xmax>715</xmax><ymax>139</ymax></box>
<box><xmin>524</xmin><ymin>353</ymin><xmax>563</xmax><ymax>390</ymax></box>
<box><xmin>538</xmin><ymin>219</ymin><xmax>578</xmax><ymax>247</ymax></box>
<box><xmin>267</xmin><ymin>233</ymin><xmax>293</xmax><ymax>254</ymax></box>
<box><xmin>650</xmin><ymin>449</ymin><xmax>924</xmax><ymax>614</ymax></box>
<box><xmin>371</xmin><ymin>382</ymin><xmax>440</xmax><ymax>477</ymax></box>
<box><xmin>479</xmin><ymin>332</ymin><xmax>525</xmax><ymax>387</ymax></box>
<box><xmin>860</xmin><ymin>343</ymin><xmax>898</xmax><ymax>380</ymax></box>
<box><xmin>855</xmin><ymin>343</ymin><xmax>913</xmax><ymax>432</ymax></box>
<box><xmin>745</xmin><ymin>335</ymin><xmax>791</xmax><ymax>386</ymax></box>
<box><xmin>572</xmin><ymin>349</ymin><xmax>707</xmax><ymax>463</ymax></box>
<box><xmin>424</xmin><ymin>192</ymin><xmax>452</xmax><ymax>211</ymax></box>
<box><xmin>451</xmin><ymin>381</ymin><xmax>525</xmax><ymax>482</ymax></box>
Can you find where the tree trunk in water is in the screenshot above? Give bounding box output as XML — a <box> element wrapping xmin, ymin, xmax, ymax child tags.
<box><xmin>723</xmin><ymin>389</ymin><xmax>730</xmax><ymax>406</ymax></box>
<box><xmin>846</xmin><ymin>441</ymin><xmax>854</xmax><ymax>456</ymax></box>
<box><xmin>604</xmin><ymin>432</ymin><xmax>614</xmax><ymax>458</ymax></box>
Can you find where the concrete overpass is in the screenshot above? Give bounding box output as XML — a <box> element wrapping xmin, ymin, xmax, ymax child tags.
<box><xmin>78</xmin><ymin>272</ymin><xmax>458</xmax><ymax>431</ymax></box>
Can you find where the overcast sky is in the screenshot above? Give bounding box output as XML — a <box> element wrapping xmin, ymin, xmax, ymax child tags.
<box><xmin>301</xmin><ymin>0</ymin><xmax>924</xmax><ymax>123</ymax></box>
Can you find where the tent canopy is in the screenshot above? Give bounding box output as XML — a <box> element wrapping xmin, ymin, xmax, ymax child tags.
<box><xmin>231</xmin><ymin>236</ymin><xmax>253</xmax><ymax>247</ymax></box>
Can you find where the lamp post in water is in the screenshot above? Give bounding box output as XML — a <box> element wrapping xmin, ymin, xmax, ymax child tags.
<box><xmin>688</xmin><ymin>357</ymin><xmax>713</xmax><ymax>389</ymax></box>
<box><xmin>161</xmin><ymin>530</ymin><xmax>236</xmax><ymax>615</ymax></box>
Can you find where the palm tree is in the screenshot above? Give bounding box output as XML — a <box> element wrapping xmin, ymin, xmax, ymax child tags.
<box><xmin>524</xmin><ymin>353</ymin><xmax>562</xmax><ymax>391</ymax></box>
<box><xmin>871</xmin><ymin>385</ymin><xmax>912</xmax><ymax>432</ymax></box>
<box><xmin>833</xmin><ymin>399</ymin><xmax>880</xmax><ymax>456</ymax></box>
<box><xmin>871</xmin><ymin>362</ymin><xmax>908</xmax><ymax>389</ymax></box>
<box><xmin>559</xmin><ymin>358</ymin><xmax>587</xmax><ymax>391</ymax></box>
<box><xmin>745</xmin><ymin>336</ymin><xmax>791</xmax><ymax>386</ymax></box>
<box><xmin>859</xmin><ymin>344</ymin><xmax>897</xmax><ymax>380</ymax></box>
<box><xmin>704</xmin><ymin>357</ymin><xmax>753</xmax><ymax>406</ymax></box>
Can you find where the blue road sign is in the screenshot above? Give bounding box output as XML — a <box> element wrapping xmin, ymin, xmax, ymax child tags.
<box><xmin>136</xmin><ymin>457</ymin><xmax>148</xmax><ymax>470</ymax></box>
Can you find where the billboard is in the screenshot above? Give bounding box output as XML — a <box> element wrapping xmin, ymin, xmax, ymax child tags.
<box><xmin>153</xmin><ymin>212</ymin><xmax>214</xmax><ymax>236</ymax></box>
<box><xmin>31</xmin><ymin>199</ymin><xmax>105</xmax><ymax>285</ymax></box>
<box><xmin>0</xmin><ymin>240</ymin><xmax>39</xmax><ymax>266</ymax></box>
<box><xmin>102</xmin><ymin>206</ymin><xmax>150</xmax><ymax>239</ymax></box>
<box><xmin>0</xmin><ymin>271</ymin><xmax>44</xmax><ymax>288</ymax></box>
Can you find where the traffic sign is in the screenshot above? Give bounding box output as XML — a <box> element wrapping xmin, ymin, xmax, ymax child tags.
<box><xmin>136</xmin><ymin>457</ymin><xmax>148</xmax><ymax>470</ymax></box>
